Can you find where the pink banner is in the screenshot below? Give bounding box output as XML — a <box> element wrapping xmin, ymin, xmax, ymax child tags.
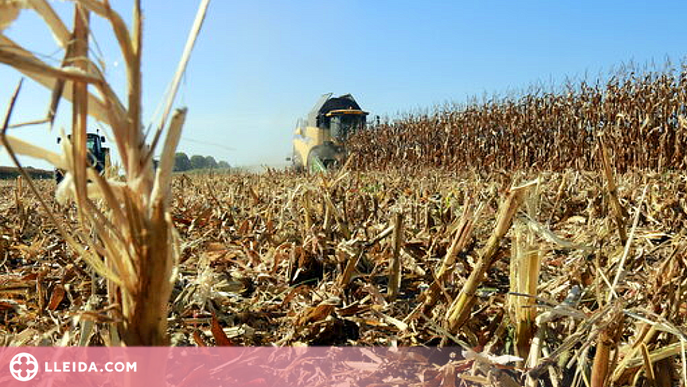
<box><xmin>0</xmin><ymin>347</ymin><xmax>463</xmax><ymax>387</ymax></box>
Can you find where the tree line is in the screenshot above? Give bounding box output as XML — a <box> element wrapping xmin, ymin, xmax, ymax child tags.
<box><xmin>174</xmin><ymin>152</ymin><xmax>230</xmax><ymax>172</ymax></box>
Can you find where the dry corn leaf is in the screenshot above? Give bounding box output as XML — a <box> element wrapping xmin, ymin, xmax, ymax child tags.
<box><xmin>46</xmin><ymin>284</ymin><xmax>65</xmax><ymax>311</ymax></box>
<box><xmin>211</xmin><ymin>313</ymin><xmax>233</xmax><ymax>347</ymax></box>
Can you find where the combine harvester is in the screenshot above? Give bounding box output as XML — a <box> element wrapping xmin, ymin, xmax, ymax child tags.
<box><xmin>292</xmin><ymin>93</ymin><xmax>368</xmax><ymax>172</ymax></box>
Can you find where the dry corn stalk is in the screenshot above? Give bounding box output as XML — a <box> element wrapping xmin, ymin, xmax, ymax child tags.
<box><xmin>386</xmin><ymin>211</ymin><xmax>403</xmax><ymax>301</ymax></box>
<box><xmin>509</xmin><ymin>219</ymin><xmax>542</xmax><ymax>364</ymax></box>
<box><xmin>598</xmin><ymin>133</ymin><xmax>628</xmax><ymax>244</ymax></box>
<box><xmin>421</xmin><ymin>197</ymin><xmax>481</xmax><ymax>314</ymax></box>
<box><xmin>591</xmin><ymin>305</ymin><xmax>624</xmax><ymax>387</ymax></box>
<box><xmin>0</xmin><ymin>0</ymin><xmax>210</xmax><ymax>345</ymax></box>
<box><xmin>611</xmin><ymin>322</ymin><xmax>659</xmax><ymax>383</ymax></box>
<box><xmin>0</xmin><ymin>1</ymin><xmax>22</xmax><ymax>31</ymax></box>
<box><xmin>445</xmin><ymin>180</ymin><xmax>534</xmax><ymax>333</ymax></box>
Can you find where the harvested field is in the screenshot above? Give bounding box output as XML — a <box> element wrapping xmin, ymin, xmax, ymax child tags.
<box><xmin>2</xmin><ymin>168</ymin><xmax>686</xmax><ymax>385</ymax></box>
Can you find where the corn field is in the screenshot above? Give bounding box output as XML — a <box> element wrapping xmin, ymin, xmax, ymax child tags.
<box><xmin>4</xmin><ymin>1</ymin><xmax>687</xmax><ymax>386</ymax></box>
<box><xmin>350</xmin><ymin>63</ymin><xmax>687</xmax><ymax>172</ymax></box>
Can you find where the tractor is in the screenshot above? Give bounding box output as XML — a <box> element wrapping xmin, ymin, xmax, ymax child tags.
<box><xmin>55</xmin><ymin>132</ymin><xmax>110</xmax><ymax>183</ymax></box>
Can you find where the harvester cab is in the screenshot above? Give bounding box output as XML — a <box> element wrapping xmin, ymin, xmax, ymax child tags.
<box><xmin>292</xmin><ymin>93</ymin><xmax>368</xmax><ymax>172</ymax></box>
<box><xmin>55</xmin><ymin>132</ymin><xmax>110</xmax><ymax>183</ymax></box>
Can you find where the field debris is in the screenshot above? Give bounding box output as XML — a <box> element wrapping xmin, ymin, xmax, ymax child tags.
<box><xmin>0</xmin><ymin>168</ymin><xmax>686</xmax><ymax>385</ymax></box>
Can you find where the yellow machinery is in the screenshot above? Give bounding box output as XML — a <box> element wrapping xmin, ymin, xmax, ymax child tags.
<box><xmin>292</xmin><ymin>93</ymin><xmax>368</xmax><ymax>172</ymax></box>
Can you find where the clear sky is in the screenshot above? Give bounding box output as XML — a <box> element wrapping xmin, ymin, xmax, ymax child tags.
<box><xmin>2</xmin><ymin>1</ymin><xmax>687</xmax><ymax>169</ymax></box>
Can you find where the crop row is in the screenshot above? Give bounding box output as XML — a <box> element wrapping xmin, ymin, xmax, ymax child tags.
<box><xmin>349</xmin><ymin>63</ymin><xmax>687</xmax><ymax>172</ymax></box>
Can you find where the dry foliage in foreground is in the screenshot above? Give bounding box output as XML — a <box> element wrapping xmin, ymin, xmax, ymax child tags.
<box><xmin>1</xmin><ymin>169</ymin><xmax>686</xmax><ymax>386</ymax></box>
<box><xmin>0</xmin><ymin>0</ymin><xmax>209</xmax><ymax>346</ymax></box>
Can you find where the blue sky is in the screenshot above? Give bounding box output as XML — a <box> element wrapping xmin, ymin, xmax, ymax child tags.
<box><xmin>2</xmin><ymin>1</ymin><xmax>687</xmax><ymax>169</ymax></box>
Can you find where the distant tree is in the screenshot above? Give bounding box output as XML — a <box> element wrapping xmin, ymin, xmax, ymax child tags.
<box><xmin>174</xmin><ymin>152</ymin><xmax>191</xmax><ymax>171</ymax></box>
<box><xmin>204</xmin><ymin>156</ymin><xmax>218</xmax><ymax>169</ymax></box>
<box><xmin>218</xmin><ymin>160</ymin><xmax>231</xmax><ymax>169</ymax></box>
<box><xmin>190</xmin><ymin>155</ymin><xmax>207</xmax><ymax>170</ymax></box>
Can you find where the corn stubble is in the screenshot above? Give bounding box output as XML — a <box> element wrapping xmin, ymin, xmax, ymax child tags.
<box><xmin>0</xmin><ymin>166</ymin><xmax>685</xmax><ymax>385</ymax></box>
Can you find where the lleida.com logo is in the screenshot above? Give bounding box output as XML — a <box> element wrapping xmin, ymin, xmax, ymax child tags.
<box><xmin>9</xmin><ymin>353</ymin><xmax>39</xmax><ymax>382</ymax></box>
<box><xmin>8</xmin><ymin>352</ymin><xmax>137</xmax><ymax>382</ymax></box>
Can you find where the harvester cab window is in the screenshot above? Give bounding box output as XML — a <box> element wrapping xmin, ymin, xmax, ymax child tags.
<box><xmin>330</xmin><ymin>114</ymin><xmax>366</xmax><ymax>141</ymax></box>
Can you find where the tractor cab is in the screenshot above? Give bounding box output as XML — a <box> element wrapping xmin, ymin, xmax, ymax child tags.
<box><xmin>326</xmin><ymin>109</ymin><xmax>368</xmax><ymax>142</ymax></box>
<box><xmin>313</xmin><ymin>94</ymin><xmax>368</xmax><ymax>143</ymax></box>
<box><xmin>85</xmin><ymin>134</ymin><xmax>104</xmax><ymax>158</ymax></box>
<box><xmin>56</xmin><ymin>132</ymin><xmax>110</xmax><ymax>183</ymax></box>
